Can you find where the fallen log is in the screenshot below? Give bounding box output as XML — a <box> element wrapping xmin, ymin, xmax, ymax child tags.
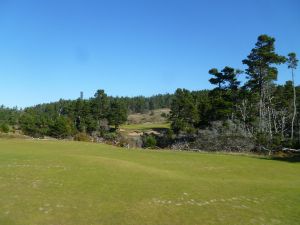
<box><xmin>282</xmin><ymin>148</ymin><xmax>300</xmax><ymax>153</ymax></box>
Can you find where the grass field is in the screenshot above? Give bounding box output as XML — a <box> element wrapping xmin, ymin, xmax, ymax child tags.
<box><xmin>120</xmin><ymin>122</ymin><xmax>170</xmax><ymax>131</ymax></box>
<box><xmin>0</xmin><ymin>139</ymin><xmax>300</xmax><ymax>225</ymax></box>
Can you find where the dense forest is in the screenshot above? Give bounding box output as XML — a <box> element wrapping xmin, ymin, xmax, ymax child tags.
<box><xmin>0</xmin><ymin>34</ymin><xmax>298</xmax><ymax>153</ymax></box>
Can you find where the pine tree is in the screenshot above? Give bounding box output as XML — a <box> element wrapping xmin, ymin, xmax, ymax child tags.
<box><xmin>242</xmin><ymin>35</ymin><xmax>286</xmax><ymax>135</ymax></box>
<box><xmin>108</xmin><ymin>99</ymin><xmax>128</xmax><ymax>129</ymax></box>
<box><xmin>208</xmin><ymin>66</ymin><xmax>241</xmax><ymax>120</ymax></box>
<box><xmin>92</xmin><ymin>90</ymin><xmax>110</xmax><ymax>130</ymax></box>
<box><xmin>170</xmin><ymin>89</ymin><xmax>199</xmax><ymax>134</ymax></box>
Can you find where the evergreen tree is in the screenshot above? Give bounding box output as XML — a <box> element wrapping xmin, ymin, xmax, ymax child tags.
<box><xmin>170</xmin><ymin>89</ymin><xmax>199</xmax><ymax>134</ymax></box>
<box><xmin>49</xmin><ymin>116</ymin><xmax>73</xmax><ymax>139</ymax></box>
<box><xmin>242</xmin><ymin>34</ymin><xmax>286</xmax><ymax>135</ymax></box>
<box><xmin>108</xmin><ymin>99</ymin><xmax>128</xmax><ymax>129</ymax></box>
<box><xmin>209</xmin><ymin>66</ymin><xmax>241</xmax><ymax>120</ymax></box>
<box><xmin>209</xmin><ymin>68</ymin><xmax>225</xmax><ymax>90</ymax></box>
<box><xmin>92</xmin><ymin>90</ymin><xmax>110</xmax><ymax>129</ymax></box>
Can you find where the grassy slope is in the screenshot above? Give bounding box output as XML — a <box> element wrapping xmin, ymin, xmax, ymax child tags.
<box><xmin>127</xmin><ymin>108</ymin><xmax>170</xmax><ymax>124</ymax></box>
<box><xmin>0</xmin><ymin>139</ymin><xmax>299</xmax><ymax>225</ymax></box>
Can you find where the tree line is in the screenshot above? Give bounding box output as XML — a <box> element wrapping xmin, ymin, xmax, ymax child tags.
<box><xmin>0</xmin><ymin>92</ymin><xmax>173</xmax><ymax>139</ymax></box>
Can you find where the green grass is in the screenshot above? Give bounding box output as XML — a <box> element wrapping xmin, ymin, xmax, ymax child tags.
<box><xmin>0</xmin><ymin>139</ymin><xmax>300</xmax><ymax>225</ymax></box>
<box><xmin>121</xmin><ymin>122</ymin><xmax>170</xmax><ymax>131</ymax></box>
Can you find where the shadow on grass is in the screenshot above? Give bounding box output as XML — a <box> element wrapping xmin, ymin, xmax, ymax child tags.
<box><xmin>151</xmin><ymin>128</ymin><xmax>170</xmax><ymax>133</ymax></box>
<box><xmin>264</xmin><ymin>154</ymin><xmax>300</xmax><ymax>163</ymax></box>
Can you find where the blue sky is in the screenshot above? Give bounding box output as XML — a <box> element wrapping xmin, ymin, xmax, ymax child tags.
<box><xmin>0</xmin><ymin>0</ymin><xmax>299</xmax><ymax>108</ymax></box>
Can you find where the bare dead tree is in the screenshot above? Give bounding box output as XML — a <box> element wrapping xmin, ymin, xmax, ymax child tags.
<box><xmin>287</xmin><ymin>53</ymin><xmax>298</xmax><ymax>140</ymax></box>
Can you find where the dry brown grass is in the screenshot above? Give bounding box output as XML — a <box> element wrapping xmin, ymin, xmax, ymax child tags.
<box><xmin>127</xmin><ymin>108</ymin><xmax>170</xmax><ymax>124</ymax></box>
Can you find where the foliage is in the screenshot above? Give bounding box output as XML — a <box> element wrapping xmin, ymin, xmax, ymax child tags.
<box><xmin>102</xmin><ymin>132</ymin><xmax>118</xmax><ymax>141</ymax></box>
<box><xmin>74</xmin><ymin>132</ymin><xmax>91</xmax><ymax>142</ymax></box>
<box><xmin>142</xmin><ymin>134</ymin><xmax>157</xmax><ymax>148</ymax></box>
<box><xmin>168</xmin><ymin>34</ymin><xmax>299</xmax><ymax>151</ymax></box>
<box><xmin>0</xmin><ymin>105</ymin><xmax>20</xmax><ymax>125</ymax></box>
<box><xmin>170</xmin><ymin>89</ymin><xmax>199</xmax><ymax>134</ymax></box>
<box><xmin>19</xmin><ymin>113</ymin><xmax>50</xmax><ymax>137</ymax></box>
<box><xmin>108</xmin><ymin>99</ymin><xmax>128</xmax><ymax>129</ymax></box>
<box><xmin>161</xmin><ymin>112</ymin><xmax>167</xmax><ymax>118</ymax></box>
<box><xmin>10</xmin><ymin>90</ymin><xmax>173</xmax><ymax>139</ymax></box>
<box><xmin>49</xmin><ymin>116</ymin><xmax>73</xmax><ymax>139</ymax></box>
<box><xmin>242</xmin><ymin>34</ymin><xmax>286</xmax><ymax>136</ymax></box>
<box><xmin>0</xmin><ymin>123</ymin><xmax>9</xmax><ymax>133</ymax></box>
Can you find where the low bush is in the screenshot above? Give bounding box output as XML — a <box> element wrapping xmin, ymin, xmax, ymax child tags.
<box><xmin>74</xmin><ymin>133</ymin><xmax>91</xmax><ymax>142</ymax></box>
<box><xmin>0</xmin><ymin>124</ymin><xmax>10</xmax><ymax>133</ymax></box>
<box><xmin>142</xmin><ymin>134</ymin><xmax>157</xmax><ymax>148</ymax></box>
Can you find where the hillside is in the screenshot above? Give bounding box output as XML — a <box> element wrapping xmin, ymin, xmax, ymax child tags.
<box><xmin>127</xmin><ymin>108</ymin><xmax>170</xmax><ymax>124</ymax></box>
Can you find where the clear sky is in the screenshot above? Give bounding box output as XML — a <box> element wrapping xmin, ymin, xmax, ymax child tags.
<box><xmin>0</xmin><ymin>0</ymin><xmax>299</xmax><ymax>108</ymax></box>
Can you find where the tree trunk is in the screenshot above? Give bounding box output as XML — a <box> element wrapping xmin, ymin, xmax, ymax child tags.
<box><xmin>292</xmin><ymin>68</ymin><xmax>296</xmax><ymax>141</ymax></box>
<box><xmin>267</xmin><ymin>105</ymin><xmax>272</xmax><ymax>139</ymax></box>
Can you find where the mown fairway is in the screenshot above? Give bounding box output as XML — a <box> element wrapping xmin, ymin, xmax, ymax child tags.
<box><xmin>0</xmin><ymin>139</ymin><xmax>299</xmax><ymax>225</ymax></box>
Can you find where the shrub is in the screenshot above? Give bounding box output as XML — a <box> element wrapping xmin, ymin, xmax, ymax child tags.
<box><xmin>156</xmin><ymin>129</ymin><xmax>174</xmax><ymax>148</ymax></box>
<box><xmin>142</xmin><ymin>134</ymin><xmax>157</xmax><ymax>149</ymax></box>
<box><xmin>161</xmin><ymin>112</ymin><xmax>167</xmax><ymax>118</ymax></box>
<box><xmin>49</xmin><ymin>117</ymin><xmax>73</xmax><ymax>139</ymax></box>
<box><xmin>103</xmin><ymin>132</ymin><xmax>118</xmax><ymax>141</ymax></box>
<box><xmin>0</xmin><ymin>124</ymin><xmax>10</xmax><ymax>133</ymax></box>
<box><xmin>74</xmin><ymin>133</ymin><xmax>91</xmax><ymax>142</ymax></box>
<box><xmin>171</xmin><ymin>120</ymin><xmax>255</xmax><ymax>152</ymax></box>
<box><xmin>117</xmin><ymin>135</ymin><xmax>143</xmax><ymax>148</ymax></box>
